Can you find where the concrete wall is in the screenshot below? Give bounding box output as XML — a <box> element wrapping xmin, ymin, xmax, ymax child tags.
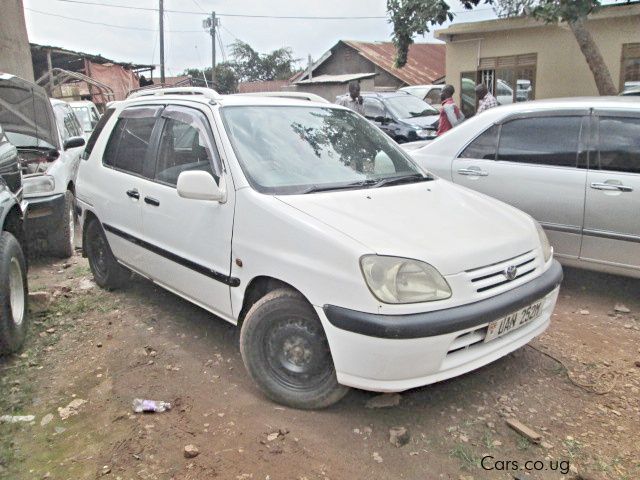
<box><xmin>0</xmin><ymin>0</ymin><xmax>34</xmax><ymax>81</ymax></box>
<box><xmin>443</xmin><ymin>13</ymin><xmax>640</xmax><ymax>107</ymax></box>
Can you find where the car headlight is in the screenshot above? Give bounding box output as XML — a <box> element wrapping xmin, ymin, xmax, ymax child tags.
<box><xmin>360</xmin><ymin>255</ymin><xmax>452</xmax><ymax>304</ymax></box>
<box><xmin>23</xmin><ymin>175</ymin><xmax>55</xmax><ymax>195</ymax></box>
<box><xmin>416</xmin><ymin>128</ymin><xmax>434</xmax><ymax>139</ymax></box>
<box><xmin>535</xmin><ymin>222</ymin><xmax>553</xmax><ymax>263</ymax></box>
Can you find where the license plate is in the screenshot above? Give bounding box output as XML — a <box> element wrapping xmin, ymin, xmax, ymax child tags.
<box><xmin>484</xmin><ymin>300</ymin><xmax>544</xmax><ymax>343</ymax></box>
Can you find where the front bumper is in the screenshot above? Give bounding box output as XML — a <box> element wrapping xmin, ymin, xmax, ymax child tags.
<box><xmin>24</xmin><ymin>192</ymin><xmax>66</xmax><ymax>235</ymax></box>
<box><xmin>319</xmin><ymin>260</ymin><xmax>563</xmax><ymax>392</ymax></box>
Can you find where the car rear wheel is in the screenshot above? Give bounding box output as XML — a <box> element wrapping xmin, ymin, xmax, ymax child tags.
<box><xmin>49</xmin><ymin>190</ymin><xmax>75</xmax><ymax>258</ymax></box>
<box><xmin>0</xmin><ymin>232</ymin><xmax>28</xmax><ymax>354</ymax></box>
<box><xmin>84</xmin><ymin>218</ymin><xmax>130</xmax><ymax>290</ymax></box>
<box><xmin>240</xmin><ymin>288</ymin><xmax>348</xmax><ymax>409</ymax></box>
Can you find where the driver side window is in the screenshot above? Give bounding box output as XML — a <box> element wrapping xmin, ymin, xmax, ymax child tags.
<box><xmin>154</xmin><ymin>106</ymin><xmax>220</xmax><ymax>187</ymax></box>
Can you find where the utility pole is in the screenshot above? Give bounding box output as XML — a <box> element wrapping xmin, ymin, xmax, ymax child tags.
<box><xmin>203</xmin><ymin>12</ymin><xmax>218</xmax><ymax>86</ymax></box>
<box><xmin>159</xmin><ymin>0</ymin><xmax>165</xmax><ymax>84</ymax></box>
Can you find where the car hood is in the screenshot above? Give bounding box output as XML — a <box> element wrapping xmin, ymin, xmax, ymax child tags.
<box><xmin>0</xmin><ymin>74</ymin><xmax>59</xmax><ymax>150</ymax></box>
<box><xmin>401</xmin><ymin>114</ymin><xmax>439</xmax><ymax>129</ymax></box>
<box><xmin>276</xmin><ymin>180</ymin><xmax>539</xmax><ymax>276</ymax></box>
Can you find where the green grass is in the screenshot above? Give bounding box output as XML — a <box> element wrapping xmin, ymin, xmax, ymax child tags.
<box><xmin>449</xmin><ymin>444</ymin><xmax>480</xmax><ymax>470</ymax></box>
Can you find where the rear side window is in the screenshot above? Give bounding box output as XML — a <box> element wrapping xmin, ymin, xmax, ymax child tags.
<box><xmin>54</xmin><ymin>105</ymin><xmax>83</xmax><ymax>141</ymax></box>
<box><xmin>83</xmin><ymin>108</ymin><xmax>114</xmax><ymax>159</ymax></box>
<box><xmin>497</xmin><ymin>116</ymin><xmax>582</xmax><ymax>167</ymax></box>
<box><xmin>597</xmin><ymin>116</ymin><xmax>640</xmax><ymax>174</ymax></box>
<box><xmin>459</xmin><ymin>124</ymin><xmax>499</xmax><ymax>159</ymax></box>
<box><xmin>154</xmin><ymin>106</ymin><xmax>220</xmax><ymax>186</ymax></box>
<box><xmin>103</xmin><ymin>106</ymin><xmax>161</xmax><ymax>176</ymax></box>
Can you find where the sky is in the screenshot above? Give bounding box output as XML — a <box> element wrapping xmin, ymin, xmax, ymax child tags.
<box><xmin>22</xmin><ymin>0</ymin><xmax>499</xmax><ymax>77</ymax></box>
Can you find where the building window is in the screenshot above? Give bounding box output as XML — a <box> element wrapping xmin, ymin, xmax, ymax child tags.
<box><xmin>621</xmin><ymin>43</ymin><xmax>640</xmax><ymax>92</ymax></box>
<box><xmin>462</xmin><ymin>54</ymin><xmax>537</xmax><ymax>117</ymax></box>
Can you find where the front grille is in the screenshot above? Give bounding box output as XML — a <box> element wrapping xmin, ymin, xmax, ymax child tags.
<box><xmin>466</xmin><ymin>251</ymin><xmax>537</xmax><ymax>294</ymax></box>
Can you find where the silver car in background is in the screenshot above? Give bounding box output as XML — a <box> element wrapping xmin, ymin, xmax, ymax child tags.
<box><xmin>409</xmin><ymin>97</ymin><xmax>640</xmax><ymax>279</ymax></box>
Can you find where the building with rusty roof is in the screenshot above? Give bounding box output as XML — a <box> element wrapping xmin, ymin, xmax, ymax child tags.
<box><xmin>290</xmin><ymin>40</ymin><xmax>446</xmax><ymax>101</ymax></box>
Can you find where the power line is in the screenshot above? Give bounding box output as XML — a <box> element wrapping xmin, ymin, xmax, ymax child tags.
<box><xmin>24</xmin><ymin>7</ymin><xmax>204</xmax><ymax>32</ymax></box>
<box><xmin>38</xmin><ymin>0</ymin><xmax>392</xmax><ymax>19</ymax></box>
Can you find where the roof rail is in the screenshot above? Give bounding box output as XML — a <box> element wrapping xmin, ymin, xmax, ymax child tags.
<box><xmin>127</xmin><ymin>86</ymin><xmax>222</xmax><ymax>101</ymax></box>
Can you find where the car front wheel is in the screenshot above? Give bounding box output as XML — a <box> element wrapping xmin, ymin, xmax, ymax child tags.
<box><xmin>240</xmin><ymin>288</ymin><xmax>348</xmax><ymax>409</ymax></box>
<box><xmin>0</xmin><ymin>232</ymin><xmax>28</xmax><ymax>354</ymax></box>
<box><xmin>49</xmin><ymin>190</ymin><xmax>76</xmax><ymax>258</ymax></box>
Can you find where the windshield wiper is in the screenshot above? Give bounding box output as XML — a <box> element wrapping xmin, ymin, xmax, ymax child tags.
<box><xmin>369</xmin><ymin>173</ymin><xmax>432</xmax><ymax>188</ymax></box>
<box><xmin>301</xmin><ymin>181</ymin><xmax>371</xmax><ymax>194</ymax></box>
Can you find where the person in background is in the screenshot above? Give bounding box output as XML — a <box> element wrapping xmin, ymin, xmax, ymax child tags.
<box><xmin>475</xmin><ymin>83</ymin><xmax>499</xmax><ymax>114</ymax></box>
<box><xmin>336</xmin><ymin>81</ymin><xmax>365</xmax><ymax>116</ymax></box>
<box><xmin>436</xmin><ymin>84</ymin><xmax>464</xmax><ymax>136</ymax></box>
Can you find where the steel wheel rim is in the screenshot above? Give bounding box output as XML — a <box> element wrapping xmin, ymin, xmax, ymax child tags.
<box><xmin>89</xmin><ymin>227</ymin><xmax>109</xmax><ymax>278</ymax></box>
<box><xmin>9</xmin><ymin>257</ymin><xmax>24</xmax><ymax>326</ymax></box>
<box><xmin>264</xmin><ymin>317</ymin><xmax>333</xmax><ymax>392</ymax></box>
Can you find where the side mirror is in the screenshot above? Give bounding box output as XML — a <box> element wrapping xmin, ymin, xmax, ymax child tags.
<box><xmin>177</xmin><ymin>170</ymin><xmax>226</xmax><ymax>203</ymax></box>
<box><xmin>63</xmin><ymin>136</ymin><xmax>85</xmax><ymax>150</ymax></box>
<box><xmin>374</xmin><ymin>115</ymin><xmax>386</xmax><ymax>123</ymax></box>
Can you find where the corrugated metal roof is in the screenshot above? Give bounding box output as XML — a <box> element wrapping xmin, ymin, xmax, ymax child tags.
<box><xmin>294</xmin><ymin>72</ymin><xmax>377</xmax><ymax>85</ymax></box>
<box><xmin>343</xmin><ymin>41</ymin><xmax>445</xmax><ymax>86</ymax></box>
<box><xmin>237</xmin><ymin>80</ymin><xmax>290</xmax><ymax>93</ymax></box>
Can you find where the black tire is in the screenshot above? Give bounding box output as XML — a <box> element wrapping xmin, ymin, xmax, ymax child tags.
<box><xmin>240</xmin><ymin>288</ymin><xmax>349</xmax><ymax>409</ymax></box>
<box><xmin>84</xmin><ymin>218</ymin><xmax>130</xmax><ymax>290</ymax></box>
<box><xmin>0</xmin><ymin>232</ymin><xmax>29</xmax><ymax>355</ymax></box>
<box><xmin>49</xmin><ymin>190</ymin><xmax>75</xmax><ymax>258</ymax></box>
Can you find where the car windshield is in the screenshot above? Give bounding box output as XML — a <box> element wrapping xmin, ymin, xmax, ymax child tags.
<box><xmin>221</xmin><ymin>106</ymin><xmax>426</xmax><ymax>195</ymax></box>
<box><xmin>403</xmin><ymin>87</ymin><xmax>429</xmax><ymax>99</ymax></box>
<box><xmin>385</xmin><ymin>95</ymin><xmax>439</xmax><ymax>119</ymax></box>
<box><xmin>72</xmin><ymin>107</ymin><xmax>92</xmax><ymax>131</ymax></box>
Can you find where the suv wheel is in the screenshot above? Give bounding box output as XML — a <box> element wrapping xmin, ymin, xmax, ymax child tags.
<box><xmin>0</xmin><ymin>232</ymin><xmax>28</xmax><ymax>354</ymax></box>
<box><xmin>84</xmin><ymin>219</ymin><xmax>130</xmax><ymax>290</ymax></box>
<box><xmin>240</xmin><ymin>288</ymin><xmax>348</xmax><ymax>409</ymax></box>
<box><xmin>49</xmin><ymin>191</ymin><xmax>75</xmax><ymax>258</ymax></box>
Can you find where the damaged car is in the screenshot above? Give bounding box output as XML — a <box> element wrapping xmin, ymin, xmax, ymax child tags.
<box><xmin>0</xmin><ymin>74</ymin><xmax>85</xmax><ymax>257</ymax></box>
<box><xmin>0</xmin><ymin>124</ymin><xmax>29</xmax><ymax>354</ymax></box>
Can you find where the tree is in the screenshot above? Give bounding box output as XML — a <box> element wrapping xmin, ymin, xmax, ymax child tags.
<box><xmin>229</xmin><ymin>41</ymin><xmax>298</xmax><ymax>82</ymax></box>
<box><xmin>386</xmin><ymin>0</ymin><xmax>627</xmax><ymax>95</ymax></box>
<box><xmin>183</xmin><ymin>62</ymin><xmax>238</xmax><ymax>94</ymax></box>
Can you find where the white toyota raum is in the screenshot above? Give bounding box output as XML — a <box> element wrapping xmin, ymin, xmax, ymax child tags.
<box><xmin>75</xmin><ymin>87</ymin><xmax>563</xmax><ymax>409</ymax></box>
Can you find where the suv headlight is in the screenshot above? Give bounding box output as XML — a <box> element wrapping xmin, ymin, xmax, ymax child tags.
<box><xmin>535</xmin><ymin>222</ymin><xmax>553</xmax><ymax>263</ymax></box>
<box><xmin>360</xmin><ymin>255</ymin><xmax>451</xmax><ymax>304</ymax></box>
<box><xmin>24</xmin><ymin>175</ymin><xmax>55</xmax><ymax>195</ymax></box>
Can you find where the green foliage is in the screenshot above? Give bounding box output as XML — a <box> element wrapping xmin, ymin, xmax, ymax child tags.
<box><xmin>387</xmin><ymin>0</ymin><xmax>610</xmax><ymax>67</ymax></box>
<box><xmin>183</xmin><ymin>62</ymin><xmax>238</xmax><ymax>94</ymax></box>
<box><xmin>229</xmin><ymin>40</ymin><xmax>298</xmax><ymax>82</ymax></box>
<box><xmin>184</xmin><ymin>40</ymin><xmax>298</xmax><ymax>93</ymax></box>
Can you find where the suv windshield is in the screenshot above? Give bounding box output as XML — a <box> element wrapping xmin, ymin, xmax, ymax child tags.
<box><xmin>222</xmin><ymin>106</ymin><xmax>426</xmax><ymax>195</ymax></box>
<box><xmin>385</xmin><ymin>95</ymin><xmax>438</xmax><ymax>119</ymax></box>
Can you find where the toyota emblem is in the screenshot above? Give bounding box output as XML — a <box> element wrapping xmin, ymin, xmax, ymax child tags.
<box><xmin>504</xmin><ymin>265</ymin><xmax>518</xmax><ymax>280</ymax></box>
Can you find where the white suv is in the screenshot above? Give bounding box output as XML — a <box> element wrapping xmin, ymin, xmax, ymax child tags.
<box><xmin>76</xmin><ymin>87</ymin><xmax>562</xmax><ymax>409</ymax></box>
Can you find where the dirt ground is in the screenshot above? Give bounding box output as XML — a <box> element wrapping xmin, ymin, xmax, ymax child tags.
<box><xmin>0</xmin><ymin>252</ymin><xmax>639</xmax><ymax>480</ymax></box>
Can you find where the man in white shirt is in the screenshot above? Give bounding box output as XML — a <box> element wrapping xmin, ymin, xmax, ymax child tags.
<box><xmin>336</xmin><ymin>81</ymin><xmax>365</xmax><ymax>116</ymax></box>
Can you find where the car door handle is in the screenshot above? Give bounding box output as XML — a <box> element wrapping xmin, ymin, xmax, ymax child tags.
<box><xmin>126</xmin><ymin>189</ymin><xmax>140</xmax><ymax>200</ymax></box>
<box><xmin>590</xmin><ymin>182</ymin><xmax>633</xmax><ymax>192</ymax></box>
<box><xmin>144</xmin><ymin>196</ymin><xmax>160</xmax><ymax>207</ymax></box>
<box><xmin>457</xmin><ymin>167</ymin><xmax>489</xmax><ymax>177</ymax></box>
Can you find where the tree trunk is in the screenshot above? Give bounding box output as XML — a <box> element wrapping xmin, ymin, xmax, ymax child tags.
<box><xmin>568</xmin><ymin>16</ymin><xmax>617</xmax><ymax>95</ymax></box>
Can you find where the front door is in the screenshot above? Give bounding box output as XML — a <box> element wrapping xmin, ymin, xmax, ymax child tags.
<box><xmin>452</xmin><ymin>114</ymin><xmax>588</xmax><ymax>259</ymax></box>
<box><xmin>97</xmin><ymin>105</ymin><xmax>162</xmax><ymax>269</ymax></box>
<box><xmin>581</xmin><ymin>112</ymin><xmax>640</xmax><ymax>272</ymax></box>
<box><xmin>140</xmin><ymin>105</ymin><xmax>235</xmax><ymax>320</ymax></box>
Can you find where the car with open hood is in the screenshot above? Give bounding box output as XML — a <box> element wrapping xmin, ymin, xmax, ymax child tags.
<box><xmin>75</xmin><ymin>87</ymin><xmax>562</xmax><ymax>409</ymax></box>
<box><xmin>0</xmin><ymin>123</ymin><xmax>29</xmax><ymax>354</ymax></box>
<box><xmin>0</xmin><ymin>74</ymin><xmax>85</xmax><ymax>257</ymax></box>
